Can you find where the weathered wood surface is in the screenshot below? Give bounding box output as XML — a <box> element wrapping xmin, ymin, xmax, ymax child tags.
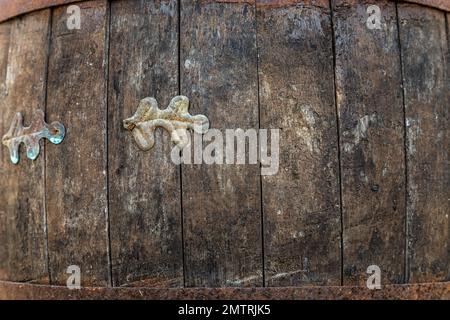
<box><xmin>398</xmin><ymin>4</ymin><xmax>449</xmax><ymax>283</ymax></box>
<box><xmin>0</xmin><ymin>0</ymin><xmax>86</xmax><ymax>23</ymax></box>
<box><xmin>257</xmin><ymin>0</ymin><xmax>341</xmax><ymax>286</ymax></box>
<box><xmin>0</xmin><ymin>22</ymin><xmax>9</xmax><ymax>95</ymax></box>
<box><xmin>0</xmin><ymin>11</ymin><xmax>51</xmax><ymax>283</ymax></box>
<box><xmin>0</xmin><ymin>0</ymin><xmax>449</xmax><ymax>290</ymax></box>
<box><xmin>0</xmin><ymin>21</ymin><xmax>11</xmax><ymax>281</ymax></box>
<box><xmin>2</xmin><ymin>279</ymin><xmax>450</xmax><ymax>300</ymax></box>
<box><xmin>180</xmin><ymin>0</ymin><xmax>263</xmax><ymax>287</ymax></box>
<box><xmin>45</xmin><ymin>0</ymin><xmax>110</xmax><ymax>286</ymax></box>
<box><xmin>332</xmin><ymin>0</ymin><xmax>406</xmax><ymax>285</ymax></box>
<box><xmin>2</xmin><ymin>0</ymin><xmax>450</xmax><ymax>24</ymax></box>
<box><xmin>108</xmin><ymin>0</ymin><xmax>183</xmax><ymax>287</ymax></box>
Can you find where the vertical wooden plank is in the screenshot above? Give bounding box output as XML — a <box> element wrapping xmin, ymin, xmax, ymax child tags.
<box><xmin>332</xmin><ymin>0</ymin><xmax>406</xmax><ymax>285</ymax></box>
<box><xmin>0</xmin><ymin>11</ymin><xmax>51</xmax><ymax>283</ymax></box>
<box><xmin>257</xmin><ymin>0</ymin><xmax>341</xmax><ymax>286</ymax></box>
<box><xmin>398</xmin><ymin>5</ymin><xmax>449</xmax><ymax>282</ymax></box>
<box><xmin>0</xmin><ymin>22</ymin><xmax>9</xmax><ymax>92</ymax></box>
<box><xmin>180</xmin><ymin>0</ymin><xmax>262</xmax><ymax>287</ymax></box>
<box><xmin>0</xmin><ymin>21</ymin><xmax>11</xmax><ymax>281</ymax></box>
<box><xmin>46</xmin><ymin>1</ymin><xmax>110</xmax><ymax>286</ymax></box>
<box><xmin>108</xmin><ymin>0</ymin><xmax>183</xmax><ymax>287</ymax></box>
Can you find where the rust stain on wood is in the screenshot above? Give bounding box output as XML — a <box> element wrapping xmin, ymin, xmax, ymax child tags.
<box><xmin>0</xmin><ymin>0</ymin><xmax>84</xmax><ymax>23</ymax></box>
<box><xmin>333</xmin><ymin>0</ymin><xmax>450</xmax><ymax>11</ymax></box>
<box><xmin>0</xmin><ymin>0</ymin><xmax>449</xmax><ymax>294</ymax></box>
<box><xmin>0</xmin><ymin>0</ymin><xmax>449</xmax><ymax>23</ymax></box>
<box><xmin>205</xmin><ymin>0</ymin><xmax>329</xmax><ymax>8</ymax></box>
<box><xmin>1</xmin><ymin>280</ymin><xmax>450</xmax><ymax>299</ymax></box>
<box><xmin>402</xmin><ymin>0</ymin><xmax>450</xmax><ymax>11</ymax></box>
<box><xmin>203</xmin><ymin>0</ymin><xmax>256</xmax><ymax>4</ymax></box>
<box><xmin>257</xmin><ymin>0</ymin><xmax>329</xmax><ymax>9</ymax></box>
<box><xmin>200</xmin><ymin>0</ymin><xmax>330</xmax><ymax>8</ymax></box>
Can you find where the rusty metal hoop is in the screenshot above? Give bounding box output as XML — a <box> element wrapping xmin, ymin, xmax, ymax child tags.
<box><xmin>1</xmin><ymin>280</ymin><xmax>450</xmax><ymax>300</ymax></box>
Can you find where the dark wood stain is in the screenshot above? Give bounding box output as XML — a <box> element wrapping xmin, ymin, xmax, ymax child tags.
<box><xmin>398</xmin><ymin>4</ymin><xmax>449</xmax><ymax>282</ymax></box>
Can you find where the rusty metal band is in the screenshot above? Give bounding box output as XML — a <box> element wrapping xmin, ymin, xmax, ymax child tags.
<box><xmin>1</xmin><ymin>280</ymin><xmax>449</xmax><ymax>299</ymax></box>
<box><xmin>0</xmin><ymin>0</ymin><xmax>449</xmax><ymax>23</ymax></box>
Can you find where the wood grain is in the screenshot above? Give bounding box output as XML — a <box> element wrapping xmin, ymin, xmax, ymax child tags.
<box><xmin>0</xmin><ymin>21</ymin><xmax>10</xmax><ymax>280</ymax></box>
<box><xmin>0</xmin><ymin>0</ymin><xmax>86</xmax><ymax>23</ymax></box>
<box><xmin>332</xmin><ymin>0</ymin><xmax>406</xmax><ymax>285</ymax></box>
<box><xmin>180</xmin><ymin>0</ymin><xmax>263</xmax><ymax>287</ymax></box>
<box><xmin>0</xmin><ymin>11</ymin><xmax>51</xmax><ymax>283</ymax></box>
<box><xmin>0</xmin><ymin>22</ymin><xmax>9</xmax><ymax>94</ymax></box>
<box><xmin>257</xmin><ymin>1</ymin><xmax>341</xmax><ymax>286</ymax></box>
<box><xmin>1</xmin><ymin>0</ymin><xmax>450</xmax><ymax>23</ymax></box>
<box><xmin>45</xmin><ymin>0</ymin><xmax>110</xmax><ymax>286</ymax></box>
<box><xmin>398</xmin><ymin>4</ymin><xmax>449</xmax><ymax>282</ymax></box>
<box><xmin>108</xmin><ymin>0</ymin><xmax>183</xmax><ymax>287</ymax></box>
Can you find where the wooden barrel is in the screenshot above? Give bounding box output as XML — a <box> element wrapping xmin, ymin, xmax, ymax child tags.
<box><xmin>0</xmin><ymin>0</ymin><xmax>448</xmax><ymax>299</ymax></box>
